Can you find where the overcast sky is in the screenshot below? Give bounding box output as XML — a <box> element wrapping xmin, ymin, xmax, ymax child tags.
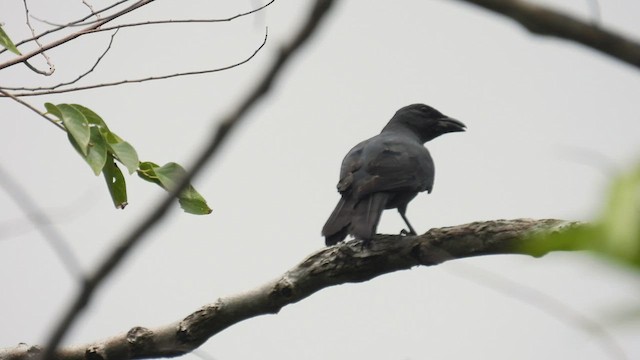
<box><xmin>1</xmin><ymin>1</ymin><xmax>639</xmax><ymax>359</ymax></box>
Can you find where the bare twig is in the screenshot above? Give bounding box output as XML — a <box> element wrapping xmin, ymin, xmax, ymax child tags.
<box><xmin>455</xmin><ymin>0</ymin><xmax>640</xmax><ymax>69</ymax></box>
<box><xmin>1</xmin><ymin>0</ymin><xmax>130</xmax><ymax>55</ymax></box>
<box><xmin>32</xmin><ymin>0</ymin><xmax>274</xmax><ymax>29</ymax></box>
<box><xmin>0</xmin><ymin>0</ymin><xmax>155</xmax><ymax>71</ymax></box>
<box><xmin>0</xmin><ymin>165</ymin><xmax>83</xmax><ymax>280</ymax></box>
<box><xmin>92</xmin><ymin>0</ymin><xmax>276</xmax><ymax>32</ymax></box>
<box><xmin>22</xmin><ymin>0</ymin><xmax>55</xmax><ymax>75</ymax></box>
<box><xmin>0</xmin><ymin>88</ymin><xmax>64</xmax><ymax>131</ymax></box>
<box><xmin>3</xmin><ymin>0</ymin><xmax>273</xmax><ymax>58</ymax></box>
<box><xmin>37</xmin><ymin>1</ymin><xmax>335</xmax><ymax>359</ymax></box>
<box><xmin>23</xmin><ymin>61</ymin><xmax>50</xmax><ymax>76</ymax></box>
<box><xmin>81</xmin><ymin>0</ymin><xmax>100</xmax><ymax>20</ymax></box>
<box><xmin>2</xmin><ymin>29</ymin><xmax>119</xmax><ymax>92</ymax></box>
<box><xmin>2</xmin><ymin>219</ymin><xmax>613</xmax><ymax>360</ymax></box>
<box><xmin>0</xmin><ymin>30</ymin><xmax>267</xmax><ymax>97</ymax></box>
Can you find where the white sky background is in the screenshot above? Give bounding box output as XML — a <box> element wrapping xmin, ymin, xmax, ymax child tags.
<box><xmin>1</xmin><ymin>0</ymin><xmax>639</xmax><ymax>359</ymax></box>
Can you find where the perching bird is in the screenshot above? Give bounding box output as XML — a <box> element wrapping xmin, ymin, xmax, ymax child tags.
<box><xmin>322</xmin><ymin>104</ymin><xmax>465</xmax><ymax>246</ymax></box>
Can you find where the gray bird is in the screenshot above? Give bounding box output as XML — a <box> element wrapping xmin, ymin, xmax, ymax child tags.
<box><xmin>322</xmin><ymin>104</ymin><xmax>465</xmax><ymax>246</ymax></box>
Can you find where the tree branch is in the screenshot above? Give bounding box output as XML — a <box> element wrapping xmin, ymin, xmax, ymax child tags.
<box><xmin>1</xmin><ymin>0</ymin><xmax>275</xmax><ymax>67</ymax></box>
<box><xmin>21</xmin><ymin>0</ymin><xmax>55</xmax><ymax>75</ymax></box>
<box><xmin>0</xmin><ymin>0</ymin><xmax>155</xmax><ymax>71</ymax></box>
<box><xmin>0</xmin><ymin>30</ymin><xmax>267</xmax><ymax>97</ymax></box>
<box><xmin>86</xmin><ymin>0</ymin><xmax>276</xmax><ymax>33</ymax></box>
<box><xmin>455</xmin><ymin>0</ymin><xmax>640</xmax><ymax>69</ymax></box>
<box><xmin>34</xmin><ymin>1</ymin><xmax>336</xmax><ymax>359</ymax></box>
<box><xmin>5</xmin><ymin>0</ymin><xmax>128</xmax><ymax>46</ymax></box>
<box><xmin>1</xmin><ymin>29</ymin><xmax>119</xmax><ymax>92</ymax></box>
<box><xmin>0</xmin><ymin>219</ymin><xmax>576</xmax><ymax>360</ymax></box>
<box><xmin>0</xmin><ymin>88</ymin><xmax>65</xmax><ymax>131</ymax></box>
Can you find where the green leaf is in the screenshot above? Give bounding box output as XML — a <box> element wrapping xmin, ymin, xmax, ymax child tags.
<box><xmin>70</xmin><ymin>104</ymin><xmax>108</xmax><ymax>128</ymax></box>
<box><xmin>103</xmin><ymin>155</ymin><xmax>128</xmax><ymax>209</ymax></box>
<box><xmin>178</xmin><ymin>186</ymin><xmax>213</xmax><ymax>215</ymax></box>
<box><xmin>523</xmin><ymin>164</ymin><xmax>640</xmax><ymax>270</ymax></box>
<box><xmin>0</xmin><ymin>25</ymin><xmax>21</xmax><ymax>55</ymax></box>
<box><xmin>108</xmin><ymin>140</ymin><xmax>139</xmax><ymax>174</ymax></box>
<box><xmin>66</xmin><ymin>130</ymin><xmax>107</xmax><ymax>176</ymax></box>
<box><xmin>84</xmin><ymin>127</ymin><xmax>108</xmax><ymax>175</ymax></box>
<box><xmin>137</xmin><ymin>161</ymin><xmax>162</xmax><ymax>186</ymax></box>
<box><xmin>68</xmin><ymin>105</ymin><xmax>139</xmax><ymax>175</ymax></box>
<box><xmin>597</xmin><ymin>165</ymin><xmax>640</xmax><ymax>265</ymax></box>
<box><xmin>57</xmin><ymin>104</ymin><xmax>91</xmax><ymax>155</ymax></box>
<box><xmin>44</xmin><ymin>103</ymin><xmax>62</xmax><ymax>119</ymax></box>
<box><xmin>137</xmin><ymin>161</ymin><xmax>211</xmax><ymax>215</ymax></box>
<box><xmin>154</xmin><ymin>162</ymin><xmax>186</xmax><ymax>191</ymax></box>
<box><xmin>524</xmin><ymin>223</ymin><xmax>598</xmax><ymax>258</ymax></box>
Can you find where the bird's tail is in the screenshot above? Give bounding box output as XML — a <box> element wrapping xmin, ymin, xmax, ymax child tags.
<box><xmin>322</xmin><ymin>193</ymin><xmax>389</xmax><ymax>246</ymax></box>
<box><xmin>322</xmin><ymin>197</ymin><xmax>354</xmax><ymax>246</ymax></box>
<box><xmin>350</xmin><ymin>192</ymin><xmax>389</xmax><ymax>241</ymax></box>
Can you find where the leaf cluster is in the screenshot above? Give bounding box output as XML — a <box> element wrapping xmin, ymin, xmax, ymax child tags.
<box><xmin>45</xmin><ymin>103</ymin><xmax>211</xmax><ymax>215</ymax></box>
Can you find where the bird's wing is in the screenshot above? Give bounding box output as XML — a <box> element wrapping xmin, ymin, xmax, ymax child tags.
<box><xmin>336</xmin><ymin>140</ymin><xmax>367</xmax><ymax>193</ymax></box>
<box><xmin>354</xmin><ymin>138</ymin><xmax>434</xmax><ymax>197</ymax></box>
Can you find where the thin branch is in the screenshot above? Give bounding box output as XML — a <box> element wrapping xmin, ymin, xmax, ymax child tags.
<box><xmin>0</xmin><ymin>219</ymin><xmax>602</xmax><ymax>360</ymax></box>
<box><xmin>0</xmin><ymin>30</ymin><xmax>267</xmax><ymax>97</ymax></box>
<box><xmin>37</xmin><ymin>1</ymin><xmax>336</xmax><ymax>359</ymax></box>
<box><xmin>27</xmin><ymin>0</ymin><xmax>271</xmax><ymax>29</ymax></box>
<box><xmin>0</xmin><ymin>165</ymin><xmax>83</xmax><ymax>280</ymax></box>
<box><xmin>455</xmin><ymin>0</ymin><xmax>640</xmax><ymax>69</ymax></box>
<box><xmin>0</xmin><ymin>0</ymin><xmax>155</xmax><ymax>71</ymax></box>
<box><xmin>2</xmin><ymin>0</ymin><xmax>273</xmax><ymax>59</ymax></box>
<box><xmin>90</xmin><ymin>0</ymin><xmax>276</xmax><ymax>33</ymax></box>
<box><xmin>81</xmin><ymin>0</ymin><xmax>100</xmax><ymax>20</ymax></box>
<box><xmin>0</xmin><ymin>88</ymin><xmax>64</xmax><ymax>131</ymax></box>
<box><xmin>0</xmin><ymin>0</ymin><xmax>131</xmax><ymax>56</ymax></box>
<box><xmin>1</xmin><ymin>29</ymin><xmax>119</xmax><ymax>92</ymax></box>
<box><xmin>21</xmin><ymin>0</ymin><xmax>55</xmax><ymax>75</ymax></box>
<box><xmin>22</xmin><ymin>60</ymin><xmax>50</xmax><ymax>76</ymax></box>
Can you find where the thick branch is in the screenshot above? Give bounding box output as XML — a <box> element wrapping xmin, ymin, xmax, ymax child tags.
<box><xmin>456</xmin><ymin>0</ymin><xmax>640</xmax><ymax>69</ymax></box>
<box><xmin>35</xmin><ymin>1</ymin><xmax>336</xmax><ymax>359</ymax></box>
<box><xmin>0</xmin><ymin>219</ymin><xmax>573</xmax><ymax>360</ymax></box>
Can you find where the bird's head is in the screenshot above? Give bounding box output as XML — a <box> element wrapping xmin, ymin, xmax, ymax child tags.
<box><xmin>384</xmin><ymin>103</ymin><xmax>466</xmax><ymax>143</ymax></box>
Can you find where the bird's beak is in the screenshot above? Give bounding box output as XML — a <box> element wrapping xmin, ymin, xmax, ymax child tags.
<box><xmin>438</xmin><ymin>117</ymin><xmax>466</xmax><ymax>133</ymax></box>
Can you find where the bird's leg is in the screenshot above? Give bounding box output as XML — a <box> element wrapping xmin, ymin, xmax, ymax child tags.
<box><xmin>398</xmin><ymin>207</ymin><xmax>417</xmax><ymax>236</ymax></box>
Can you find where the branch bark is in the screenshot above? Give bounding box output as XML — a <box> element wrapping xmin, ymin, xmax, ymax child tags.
<box><xmin>0</xmin><ymin>219</ymin><xmax>574</xmax><ymax>360</ymax></box>
<box><xmin>455</xmin><ymin>0</ymin><xmax>640</xmax><ymax>69</ymax></box>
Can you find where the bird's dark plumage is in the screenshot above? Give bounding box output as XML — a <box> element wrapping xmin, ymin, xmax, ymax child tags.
<box><xmin>322</xmin><ymin>104</ymin><xmax>465</xmax><ymax>246</ymax></box>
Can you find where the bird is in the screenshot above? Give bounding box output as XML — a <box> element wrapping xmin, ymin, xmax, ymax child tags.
<box><xmin>321</xmin><ymin>103</ymin><xmax>465</xmax><ymax>246</ymax></box>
